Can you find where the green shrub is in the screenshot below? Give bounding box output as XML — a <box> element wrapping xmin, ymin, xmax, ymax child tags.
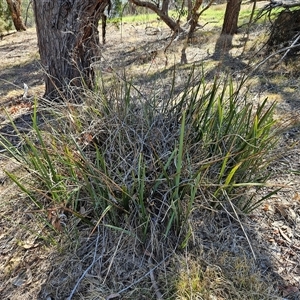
<box><xmin>0</xmin><ymin>1</ymin><xmax>13</xmax><ymax>34</ymax></box>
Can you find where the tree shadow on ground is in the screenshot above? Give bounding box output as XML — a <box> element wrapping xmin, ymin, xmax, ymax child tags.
<box><xmin>0</xmin><ymin>59</ymin><xmax>43</xmax><ymax>102</ymax></box>
<box><xmin>251</xmin><ymin>67</ymin><xmax>300</xmax><ymax>112</ymax></box>
<box><xmin>118</xmin><ymin>50</ymin><xmax>249</xmax><ymax>109</ymax></box>
<box><xmin>0</xmin><ymin>107</ymin><xmax>52</xmax><ymax>155</ymax></box>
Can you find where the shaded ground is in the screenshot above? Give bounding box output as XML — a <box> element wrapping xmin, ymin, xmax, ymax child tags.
<box><xmin>1</xmin><ymin>7</ymin><xmax>300</xmax><ymax>299</ymax></box>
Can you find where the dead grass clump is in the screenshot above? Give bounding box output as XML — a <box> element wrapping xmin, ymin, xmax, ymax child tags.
<box><xmin>171</xmin><ymin>250</ymin><xmax>279</xmax><ymax>300</ymax></box>
<box><xmin>38</xmin><ymin>225</ymin><xmax>173</xmax><ymax>299</ymax></box>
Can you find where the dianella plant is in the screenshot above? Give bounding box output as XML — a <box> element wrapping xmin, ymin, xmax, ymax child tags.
<box><xmin>0</xmin><ymin>69</ymin><xmax>279</xmax><ymax>243</ymax></box>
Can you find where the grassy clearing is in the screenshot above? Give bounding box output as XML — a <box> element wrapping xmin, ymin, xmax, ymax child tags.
<box><xmin>115</xmin><ymin>11</ymin><xmax>159</xmax><ymax>24</ymax></box>
<box><xmin>109</xmin><ymin>4</ymin><xmax>262</xmax><ymax>28</ymax></box>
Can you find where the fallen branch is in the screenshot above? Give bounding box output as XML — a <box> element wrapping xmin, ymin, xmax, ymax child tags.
<box><xmin>250</xmin><ymin>42</ymin><xmax>300</xmax><ymax>74</ymax></box>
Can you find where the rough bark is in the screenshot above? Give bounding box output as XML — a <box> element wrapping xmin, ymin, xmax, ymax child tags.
<box><xmin>267</xmin><ymin>9</ymin><xmax>300</xmax><ymax>58</ymax></box>
<box><xmin>33</xmin><ymin>0</ymin><xmax>108</xmax><ymax>98</ymax></box>
<box><xmin>129</xmin><ymin>0</ymin><xmax>182</xmax><ymax>33</ymax></box>
<box><xmin>6</xmin><ymin>0</ymin><xmax>26</xmax><ymax>31</ymax></box>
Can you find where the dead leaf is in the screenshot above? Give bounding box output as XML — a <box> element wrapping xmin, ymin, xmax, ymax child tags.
<box><xmin>275</xmin><ymin>204</ymin><xmax>288</xmax><ymax>218</ymax></box>
<box><xmin>144</xmin><ymin>249</ymin><xmax>152</xmax><ymax>257</ymax></box>
<box><xmin>293</xmin><ymin>192</ymin><xmax>300</xmax><ymax>201</ymax></box>
<box><xmin>279</xmin><ymin>227</ymin><xmax>291</xmax><ymax>243</ymax></box>
<box><xmin>19</xmin><ymin>241</ymin><xmax>39</xmax><ymax>250</ymax></box>
<box><xmin>9</xmin><ymin>106</ymin><xmax>18</xmax><ymax>114</ymax></box>
<box><xmin>52</xmin><ymin>217</ymin><xmax>62</xmax><ymax>232</ymax></box>
<box><xmin>12</xmin><ymin>267</ymin><xmax>32</xmax><ymax>287</ymax></box>
<box><xmin>81</xmin><ymin>132</ymin><xmax>93</xmax><ymax>145</ymax></box>
<box><xmin>272</xmin><ymin>220</ymin><xmax>284</xmax><ymax>228</ymax></box>
<box><xmin>48</xmin><ymin>210</ymin><xmax>62</xmax><ymax>232</ymax></box>
<box><xmin>280</xmin><ymin>285</ymin><xmax>299</xmax><ymax>297</ymax></box>
<box><xmin>288</xmin><ymin>208</ymin><xmax>297</xmax><ymax>221</ymax></box>
<box><xmin>80</xmin><ymin>206</ymin><xmax>86</xmax><ymax>215</ymax></box>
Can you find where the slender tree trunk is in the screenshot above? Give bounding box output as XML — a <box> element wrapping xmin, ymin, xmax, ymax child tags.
<box><xmin>6</xmin><ymin>0</ymin><xmax>26</xmax><ymax>31</ymax></box>
<box><xmin>101</xmin><ymin>0</ymin><xmax>111</xmax><ymax>44</ymax></box>
<box><xmin>33</xmin><ymin>0</ymin><xmax>108</xmax><ymax>98</ymax></box>
<box><xmin>186</xmin><ymin>0</ymin><xmax>192</xmax><ymax>21</ymax></box>
<box><xmin>187</xmin><ymin>0</ymin><xmax>213</xmax><ymax>39</ymax></box>
<box><xmin>214</xmin><ymin>0</ymin><xmax>241</xmax><ymax>56</ymax></box>
<box><xmin>102</xmin><ymin>15</ymin><xmax>107</xmax><ymax>44</ymax></box>
<box><xmin>187</xmin><ymin>0</ymin><xmax>203</xmax><ymax>39</ymax></box>
<box><xmin>221</xmin><ymin>0</ymin><xmax>242</xmax><ymax>35</ymax></box>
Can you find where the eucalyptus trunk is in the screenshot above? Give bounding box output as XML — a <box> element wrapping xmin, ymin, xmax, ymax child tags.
<box><xmin>6</xmin><ymin>0</ymin><xmax>26</xmax><ymax>31</ymax></box>
<box><xmin>214</xmin><ymin>0</ymin><xmax>242</xmax><ymax>55</ymax></box>
<box><xmin>33</xmin><ymin>0</ymin><xmax>108</xmax><ymax>98</ymax></box>
<box><xmin>221</xmin><ymin>0</ymin><xmax>242</xmax><ymax>35</ymax></box>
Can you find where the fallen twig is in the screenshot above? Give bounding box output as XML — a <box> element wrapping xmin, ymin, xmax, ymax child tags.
<box><xmin>67</xmin><ymin>226</ymin><xmax>105</xmax><ymax>300</ymax></box>
<box><xmin>149</xmin><ymin>256</ymin><xmax>163</xmax><ymax>300</ymax></box>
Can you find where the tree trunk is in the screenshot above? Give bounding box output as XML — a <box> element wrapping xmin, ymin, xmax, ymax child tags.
<box><xmin>186</xmin><ymin>0</ymin><xmax>192</xmax><ymax>21</ymax></box>
<box><xmin>187</xmin><ymin>0</ymin><xmax>203</xmax><ymax>39</ymax></box>
<box><xmin>6</xmin><ymin>0</ymin><xmax>26</xmax><ymax>31</ymax></box>
<box><xmin>221</xmin><ymin>0</ymin><xmax>242</xmax><ymax>35</ymax></box>
<box><xmin>187</xmin><ymin>0</ymin><xmax>213</xmax><ymax>40</ymax></box>
<box><xmin>33</xmin><ymin>0</ymin><xmax>108</xmax><ymax>98</ymax></box>
<box><xmin>214</xmin><ymin>0</ymin><xmax>241</xmax><ymax>55</ymax></box>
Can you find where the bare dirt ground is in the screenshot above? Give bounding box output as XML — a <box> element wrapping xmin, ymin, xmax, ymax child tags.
<box><xmin>1</xmin><ymin>10</ymin><xmax>300</xmax><ymax>299</ymax></box>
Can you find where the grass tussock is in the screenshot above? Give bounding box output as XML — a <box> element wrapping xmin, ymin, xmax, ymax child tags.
<box><xmin>0</xmin><ymin>64</ymin><xmax>284</xmax><ymax>299</ymax></box>
<box><xmin>172</xmin><ymin>251</ymin><xmax>280</xmax><ymax>299</ymax></box>
<box><xmin>0</xmin><ymin>68</ymin><xmax>279</xmax><ymax>246</ymax></box>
